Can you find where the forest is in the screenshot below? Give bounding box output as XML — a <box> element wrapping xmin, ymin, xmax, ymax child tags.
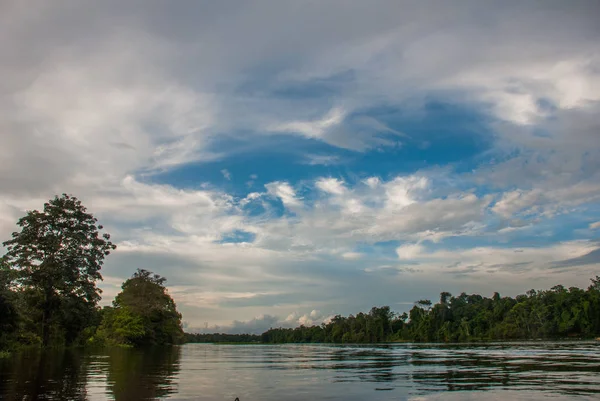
<box><xmin>258</xmin><ymin>280</ymin><xmax>600</xmax><ymax>343</ymax></box>
<box><xmin>0</xmin><ymin>195</ymin><xmax>183</xmax><ymax>352</ymax></box>
<box><xmin>184</xmin><ymin>333</ymin><xmax>262</xmax><ymax>343</ymax></box>
<box><xmin>186</xmin><ymin>279</ymin><xmax>600</xmax><ymax>344</ymax></box>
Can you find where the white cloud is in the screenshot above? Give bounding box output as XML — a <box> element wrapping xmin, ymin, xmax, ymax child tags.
<box><xmin>364</xmin><ymin>177</ymin><xmax>381</xmax><ymax>188</ymax></box>
<box><xmin>391</xmin><ymin>240</ymin><xmax>599</xmax><ymax>277</ymax></box>
<box><xmin>493</xmin><ymin>189</ymin><xmax>543</xmax><ymax>218</ymax></box>
<box><xmin>265</xmin><ymin>181</ymin><xmax>302</xmax><ymax>208</ymax></box>
<box><xmin>304</xmin><ymin>154</ymin><xmax>341</xmax><ymax>166</ymax></box>
<box><xmin>221</xmin><ymin>169</ymin><xmax>231</xmax><ymax>180</ymax></box>
<box><xmin>396</xmin><ymin>243</ymin><xmax>424</xmax><ymax>260</ymax></box>
<box><xmin>590</xmin><ymin>221</ymin><xmax>600</xmax><ymax>230</ymax></box>
<box><xmin>191</xmin><ymin>309</ymin><xmax>334</xmax><ymax>334</ymax></box>
<box><xmin>490</xmin><ymin>180</ymin><xmax>600</xmax><ymax>221</ymax></box>
<box><xmin>383</xmin><ymin>176</ymin><xmax>428</xmax><ymax>209</ymax></box>
<box><xmin>240</xmin><ymin>192</ymin><xmax>262</xmax><ymax>206</ymax></box>
<box><xmin>268</xmin><ymin>107</ymin><xmax>345</xmax><ymax>139</ymax></box>
<box><xmin>315</xmin><ymin>178</ymin><xmax>347</xmax><ymax>195</ymax></box>
<box><xmin>197</xmin><ymin>314</ymin><xmax>280</xmax><ymax>335</ymax></box>
<box><xmin>341</xmin><ymin>252</ymin><xmax>363</xmax><ymax>260</ymax></box>
<box><xmin>253</xmin><ymin>174</ymin><xmax>492</xmax><ymax>254</ymax></box>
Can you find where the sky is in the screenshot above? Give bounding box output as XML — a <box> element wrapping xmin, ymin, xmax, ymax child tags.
<box><xmin>1</xmin><ymin>0</ymin><xmax>599</xmax><ymax>334</ymax></box>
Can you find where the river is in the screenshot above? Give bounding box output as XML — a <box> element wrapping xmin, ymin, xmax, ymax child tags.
<box><xmin>0</xmin><ymin>342</ymin><xmax>598</xmax><ymax>400</ymax></box>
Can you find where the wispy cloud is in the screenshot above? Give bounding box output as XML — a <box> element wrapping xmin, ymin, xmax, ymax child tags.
<box><xmin>221</xmin><ymin>169</ymin><xmax>232</xmax><ymax>180</ymax></box>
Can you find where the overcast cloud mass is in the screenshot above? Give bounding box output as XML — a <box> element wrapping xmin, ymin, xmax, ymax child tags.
<box><xmin>1</xmin><ymin>0</ymin><xmax>599</xmax><ymax>334</ymax></box>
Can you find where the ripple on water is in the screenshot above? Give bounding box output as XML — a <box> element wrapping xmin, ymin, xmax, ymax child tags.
<box><xmin>0</xmin><ymin>342</ymin><xmax>599</xmax><ymax>400</ymax></box>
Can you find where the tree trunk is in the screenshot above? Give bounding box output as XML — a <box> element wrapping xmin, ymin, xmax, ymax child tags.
<box><xmin>41</xmin><ymin>303</ymin><xmax>51</xmax><ymax>347</ymax></box>
<box><xmin>41</xmin><ymin>287</ymin><xmax>53</xmax><ymax>347</ymax></box>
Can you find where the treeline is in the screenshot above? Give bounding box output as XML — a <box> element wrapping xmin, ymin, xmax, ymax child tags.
<box><xmin>0</xmin><ymin>195</ymin><xmax>183</xmax><ymax>351</ymax></box>
<box><xmin>261</xmin><ymin>281</ymin><xmax>600</xmax><ymax>343</ymax></box>
<box><xmin>184</xmin><ymin>333</ymin><xmax>262</xmax><ymax>343</ymax></box>
<box><xmin>190</xmin><ymin>280</ymin><xmax>600</xmax><ymax>344</ymax></box>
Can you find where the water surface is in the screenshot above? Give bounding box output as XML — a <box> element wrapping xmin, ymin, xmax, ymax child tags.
<box><xmin>0</xmin><ymin>342</ymin><xmax>598</xmax><ymax>400</ymax></box>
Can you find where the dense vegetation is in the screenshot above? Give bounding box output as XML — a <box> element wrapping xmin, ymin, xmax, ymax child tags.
<box><xmin>0</xmin><ymin>195</ymin><xmax>183</xmax><ymax>351</ymax></box>
<box><xmin>260</xmin><ymin>281</ymin><xmax>600</xmax><ymax>343</ymax></box>
<box><xmin>184</xmin><ymin>333</ymin><xmax>261</xmax><ymax>343</ymax></box>
<box><xmin>188</xmin><ymin>281</ymin><xmax>600</xmax><ymax>344</ymax></box>
<box><xmin>96</xmin><ymin>269</ymin><xmax>184</xmax><ymax>346</ymax></box>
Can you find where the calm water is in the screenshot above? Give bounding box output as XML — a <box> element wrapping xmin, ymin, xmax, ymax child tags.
<box><xmin>1</xmin><ymin>342</ymin><xmax>599</xmax><ymax>400</ymax></box>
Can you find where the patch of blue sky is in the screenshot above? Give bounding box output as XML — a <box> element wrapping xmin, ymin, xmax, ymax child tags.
<box><xmin>150</xmin><ymin>99</ymin><xmax>496</xmax><ymax>204</ymax></box>
<box><xmin>324</xmin><ymin>102</ymin><xmax>495</xmax><ymax>178</ymax></box>
<box><xmin>367</xmin><ymin>240</ymin><xmax>404</xmax><ymax>258</ymax></box>
<box><xmin>218</xmin><ymin>230</ymin><xmax>256</xmax><ymax>244</ymax></box>
<box><xmin>240</xmin><ymin>199</ymin><xmax>270</xmax><ymax>218</ymax></box>
<box><xmin>149</xmin><ymin>134</ymin><xmax>348</xmax><ymax>194</ymax></box>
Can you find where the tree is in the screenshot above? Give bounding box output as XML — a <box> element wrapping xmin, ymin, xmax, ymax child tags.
<box><xmin>228</xmin><ymin>276</ymin><xmax>600</xmax><ymax>345</ymax></box>
<box><xmin>100</xmin><ymin>269</ymin><xmax>184</xmax><ymax>346</ymax></box>
<box><xmin>0</xmin><ymin>258</ymin><xmax>19</xmax><ymax>349</ymax></box>
<box><xmin>2</xmin><ymin>194</ymin><xmax>115</xmax><ymax>346</ymax></box>
<box><xmin>440</xmin><ymin>292</ymin><xmax>452</xmax><ymax>305</ymax></box>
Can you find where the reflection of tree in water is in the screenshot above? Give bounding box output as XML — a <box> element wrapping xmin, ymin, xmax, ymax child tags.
<box><xmin>0</xmin><ymin>346</ymin><xmax>181</xmax><ymax>400</ymax></box>
<box><xmin>0</xmin><ymin>348</ymin><xmax>89</xmax><ymax>400</ymax></box>
<box><xmin>327</xmin><ymin>346</ymin><xmax>408</xmax><ymax>383</ymax></box>
<box><xmin>106</xmin><ymin>346</ymin><xmax>181</xmax><ymax>401</ymax></box>
<box><xmin>410</xmin><ymin>348</ymin><xmax>502</xmax><ymax>392</ymax></box>
<box><xmin>318</xmin><ymin>344</ymin><xmax>600</xmax><ymax>396</ymax></box>
<box><xmin>408</xmin><ymin>344</ymin><xmax>600</xmax><ymax>395</ymax></box>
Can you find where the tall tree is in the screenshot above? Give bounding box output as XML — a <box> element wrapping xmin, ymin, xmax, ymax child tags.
<box><xmin>100</xmin><ymin>269</ymin><xmax>184</xmax><ymax>346</ymax></box>
<box><xmin>2</xmin><ymin>194</ymin><xmax>115</xmax><ymax>346</ymax></box>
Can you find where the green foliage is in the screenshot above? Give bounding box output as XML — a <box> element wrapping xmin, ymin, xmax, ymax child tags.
<box><xmin>98</xmin><ymin>269</ymin><xmax>184</xmax><ymax>346</ymax></box>
<box><xmin>184</xmin><ymin>333</ymin><xmax>262</xmax><ymax>343</ymax></box>
<box><xmin>1</xmin><ymin>196</ymin><xmax>185</xmax><ymax>351</ymax></box>
<box><xmin>2</xmin><ymin>194</ymin><xmax>115</xmax><ymax>347</ymax></box>
<box><xmin>0</xmin><ymin>259</ymin><xmax>19</xmax><ymax>350</ymax></box>
<box><xmin>222</xmin><ymin>278</ymin><xmax>600</xmax><ymax>344</ymax></box>
<box><xmin>96</xmin><ymin>307</ymin><xmax>147</xmax><ymax>347</ymax></box>
<box><xmin>260</xmin><ymin>306</ymin><xmax>399</xmax><ymax>344</ymax></box>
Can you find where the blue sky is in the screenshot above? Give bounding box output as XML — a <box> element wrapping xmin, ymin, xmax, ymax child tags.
<box><xmin>1</xmin><ymin>0</ymin><xmax>599</xmax><ymax>333</ymax></box>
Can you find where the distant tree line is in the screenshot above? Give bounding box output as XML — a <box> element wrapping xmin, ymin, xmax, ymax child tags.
<box><xmin>260</xmin><ymin>281</ymin><xmax>600</xmax><ymax>343</ymax></box>
<box><xmin>190</xmin><ymin>281</ymin><xmax>600</xmax><ymax>344</ymax></box>
<box><xmin>0</xmin><ymin>195</ymin><xmax>183</xmax><ymax>352</ymax></box>
<box><xmin>184</xmin><ymin>333</ymin><xmax>262</xmax><ymax>343</ymax></box>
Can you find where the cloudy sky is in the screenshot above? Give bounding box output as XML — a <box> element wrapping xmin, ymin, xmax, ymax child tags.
<box><xmin>1</xmin><ymin>0</ymin><xmax>599</xmax><ymax>333</ymax></box>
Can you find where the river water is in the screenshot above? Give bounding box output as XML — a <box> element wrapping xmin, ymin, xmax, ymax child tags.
<box><xmin>0</xmin><ymin>342</ymin><xmax>599</xmax><ymax>400</ymax></box>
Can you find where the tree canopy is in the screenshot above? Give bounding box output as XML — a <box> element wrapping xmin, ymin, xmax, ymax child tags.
<box><xmin>0</xmin><ymin>195</ymin><xmax>183</xmax><ymax>351</ymax></box>
<box><xmin>258</xmin><ymin>277</ymin><xmax>600</xmax><ymax>344</ymax></box>
<box><xmin>97</xmin><ymin>269</ymin><xmax>184</xmax><ymax>346</ymax></box>
<box><xmin>1</xmin><ymin>194</ymin><xmax>115</xmax><ymax>346</ymax></box>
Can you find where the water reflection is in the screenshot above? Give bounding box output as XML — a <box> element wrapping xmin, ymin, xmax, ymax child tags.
<box><xmin>0</xmin><ymin>348</ymin><xmax>89</xmax><ymax>400</ymax></box>
<box><xmin>0</xmin><ymin>342</ymin><xmax>599</xmax><ymax>400</ymax></box>
<box><xmin>0</xmin><ymin>346</ymin><xmax>181</xmax><ymax>401</ymax></box>
<box><xmin>104</xmin><ymin>346</ymin><xmax>181</xmax><ymax>400</ymax></box>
